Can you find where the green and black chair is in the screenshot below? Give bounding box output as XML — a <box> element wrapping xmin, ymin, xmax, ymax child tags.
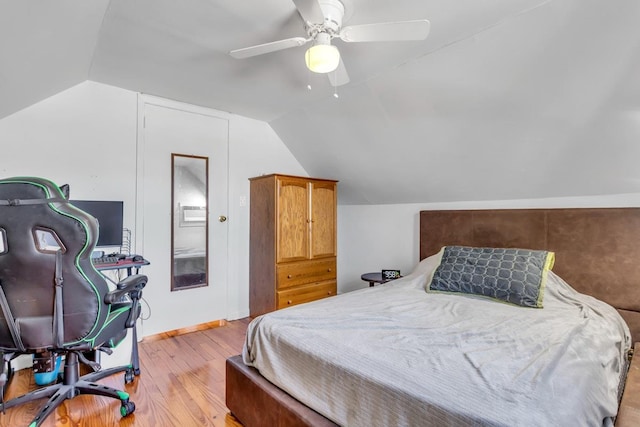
<box><xmin>0</xmin><ymin>176</ymin><xmax>146</xmax><ymax>426</ymax></box>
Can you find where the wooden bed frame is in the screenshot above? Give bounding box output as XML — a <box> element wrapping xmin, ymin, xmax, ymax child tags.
<box><xmin>227</xmin><ymin>208</ymin><xmax>640</xmax><ymax>426</ymax></box>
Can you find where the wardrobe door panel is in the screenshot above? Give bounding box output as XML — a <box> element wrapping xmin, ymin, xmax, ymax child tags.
<box><xmin>310</xmin><ymin>181</ymin><xmax>336</xmax><ymax>259</ymax></box>
<box><xmin>277</xmin><ymin>178</ymin><xmax>309</xmax><ymax>263</ymax></box>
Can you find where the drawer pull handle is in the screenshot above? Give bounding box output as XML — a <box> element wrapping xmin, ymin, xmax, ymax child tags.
<box><xmin>287</xmin><ymin>274</ymin><xmax>292</xmax><ymax>279</ymax></box>
<box><xmin>327</xmin><ymin>268</ymin><xmax>331</xmax><ymax>272</ymax></box>
<box><xmin>287</xmin><ymin>300</ymin><xmax>292</xmax><ymax>305</ymax></box>
<box><xmin>327</xmin><ymin>292</ymin><xmax>332</xmax><ymax>295</ymax></box>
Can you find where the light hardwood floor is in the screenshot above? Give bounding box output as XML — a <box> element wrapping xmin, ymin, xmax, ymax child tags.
<box><xmin>0</xmin><ymin>318</ymin><xmax>250</xmax><ymax>427</ymax></box>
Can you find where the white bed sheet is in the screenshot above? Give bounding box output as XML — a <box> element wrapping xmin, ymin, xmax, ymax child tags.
<box><xmin>243</xmin><ymin>256</ymin><xmax>631</xmax><ymax>427</ymax></box>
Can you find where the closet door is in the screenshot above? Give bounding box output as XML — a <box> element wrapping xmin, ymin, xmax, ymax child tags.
<box><xmin>310</xmin><ymin>180</ymin><xmax>336</xmax><ymax>259</ymax></box>
<box><xmin>137</xmin><ymin>97</ymin><xmax>229</xmax><ymax>334</ymax></box>
<box><xmin>276</xmin><ymin>177</ymin><xmax>309</xmax><ymax>263</ymax></box>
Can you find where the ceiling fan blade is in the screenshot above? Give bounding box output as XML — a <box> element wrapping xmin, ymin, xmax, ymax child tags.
<box><xmin>328</xmin><ymin>57</ymin><xmax>350</xmax><ymax>87</ymax></box>
<box><xmin>339</xmin><ymin>19</ymin><xmax>430</xmax><ymax>43</ymax></box>
<box><xmin>229</xmin><ymin>37</ymin><xmax>309</xmax><ymax>59</ymax></box>
<box><xmin>292</xmin><ymin>0</ymin><xmax>325</xmax><ymax>25</ymax></box>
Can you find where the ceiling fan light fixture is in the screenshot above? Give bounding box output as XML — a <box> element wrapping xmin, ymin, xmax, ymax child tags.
<box><xmin>305</xmin><ymin>32</ymin><xmax>339</xmax><ymax>74</ymax></box>
<box><xmin>305</xmin><ymin>44</ymin><xmax>340</xmax><ymax>73</ymax></box>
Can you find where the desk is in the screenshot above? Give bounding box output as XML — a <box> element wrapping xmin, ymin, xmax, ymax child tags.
<box><xmin>94</xmin><ymin>259</ymin><xmax>150</xmax><ymax>286</ymax></box>
<box><xmin>94</xmin><ymin>259</ymin><xmax>150</xmax><ymax>275</ymax></box>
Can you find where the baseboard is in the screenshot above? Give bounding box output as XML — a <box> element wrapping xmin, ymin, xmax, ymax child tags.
<box><xmin>143</xmin><ymin>319</ymin><xmax>227</xmax><ymax>342</ymax></box>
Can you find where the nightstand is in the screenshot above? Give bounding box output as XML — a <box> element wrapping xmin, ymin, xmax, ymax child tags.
<box><xmin>361</xmin><ymin>272</ymin><xmax>401</xmax><ymax>287</ymax></box>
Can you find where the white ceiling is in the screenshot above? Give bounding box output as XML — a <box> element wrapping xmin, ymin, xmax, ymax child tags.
<box><xmin>2</xmin><ymin>0</ymin><xmax>640</xmax><ymax>204</ymax></box>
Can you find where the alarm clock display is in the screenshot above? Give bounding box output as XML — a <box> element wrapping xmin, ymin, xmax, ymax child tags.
<box><xmin>381</xmin><ymin>269</ymin><xmax>401</xmax><ymax>280</ymax></box>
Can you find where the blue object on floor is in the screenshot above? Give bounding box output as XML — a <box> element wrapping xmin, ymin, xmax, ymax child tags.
<box><xmin>34</xmin><ymin>356</ymin><xmax>62</xmax><ymax>385</ymax></box>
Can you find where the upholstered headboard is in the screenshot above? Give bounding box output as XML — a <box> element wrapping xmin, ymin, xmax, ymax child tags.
<box><xmin>420</xmin><ymin>208</ymin><xmax>640</xmax><ymax>342</ymax></box>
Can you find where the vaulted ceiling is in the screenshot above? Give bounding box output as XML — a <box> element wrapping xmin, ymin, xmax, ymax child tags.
<box><xmin>2</xmin><ymin>0</ymin><xmax>640</xmax><ymax>204</ymax></box>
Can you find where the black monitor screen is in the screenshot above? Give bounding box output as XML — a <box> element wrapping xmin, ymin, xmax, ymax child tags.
<box><xmin>70</xmin><ymin>200</ymin><xmax>124</xmax><ymax>247</ymax></box>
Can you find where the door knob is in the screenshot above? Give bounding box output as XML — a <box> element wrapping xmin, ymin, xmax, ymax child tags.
<box><xmin>218</xmin><ymin>215</ymin><xmax>227</xmax><ymax>222</ymax></box>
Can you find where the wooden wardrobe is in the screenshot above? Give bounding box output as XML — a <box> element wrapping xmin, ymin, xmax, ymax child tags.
<box><xmin>249</xmin><ymin>174</ymin><xmax>337</xmax><ymax>317</ymax></box>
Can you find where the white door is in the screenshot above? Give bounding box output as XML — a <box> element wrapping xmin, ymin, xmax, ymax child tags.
<box><xmin>136</xmin><ymin>97</ymin><xmax>229</xmax><ymax>335</ymax></box>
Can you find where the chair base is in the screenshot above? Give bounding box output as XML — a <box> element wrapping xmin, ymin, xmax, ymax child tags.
<box><xmin>1</xmin><ymin>352</ymin><xmax>135</xmax><ymax>427</ymax></box>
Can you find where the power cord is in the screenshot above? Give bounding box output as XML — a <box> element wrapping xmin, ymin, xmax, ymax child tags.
<box><xmin>139</xmin><ymin>296</ymin><xmax>151</xmax><ymax>321</ymax></box>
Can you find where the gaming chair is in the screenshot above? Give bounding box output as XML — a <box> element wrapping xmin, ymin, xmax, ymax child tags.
<box><xmin>0</xmin><ymin>177</ymin><xmax>147</xmax><ymax>426</ymax></box>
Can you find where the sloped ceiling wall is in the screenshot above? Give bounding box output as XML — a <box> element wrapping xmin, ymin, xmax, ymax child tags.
<box><xmin>271</xmin><ymin>0</ymin><xmax>640</xmax><ymax>203</ymax></box>
<box><xmin>2</xmin><ymin>0</ymin><xmax>639</xmax><ymax>204</ymax></box>
<box><xmin>0</xmin><ymin>1</ymin><xmax>110</xmax><ymax>118</ymax></box>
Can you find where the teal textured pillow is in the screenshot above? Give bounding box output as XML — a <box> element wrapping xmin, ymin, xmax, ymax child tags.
<box><xmin>427</xmin><ymin>246</ymin><xmax>555</xmax><ymax>308</ymax></box>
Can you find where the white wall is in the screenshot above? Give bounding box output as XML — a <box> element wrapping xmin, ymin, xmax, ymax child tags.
<box><xmin>338</xmin><ymin>193</ymin><xmax>640</xmax><ymax>293</ymax></box>
<box><xmin>0</xmin><ymin>80</ymin><xmax>307</xmax><ymax>336</ymax></box>
<box><xmin>227</xmin><ymin>116</ymin><xmax>307</xmax><ymax>318</ymax></box>
<box><xmin>0</xmin><ymin>80</ymin><xmax>139</xmax><ymax>236</ymax></box>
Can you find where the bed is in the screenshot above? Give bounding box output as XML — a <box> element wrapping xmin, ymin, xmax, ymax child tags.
<box><xmin>173</xmin><ymin>247</ymin><xmax>207</xmax><ymax>288</ymax></box>
<box><xmin>226</xmin><ymin>208</ymin><xmax>640</xmax><ymax>426</ymax></box>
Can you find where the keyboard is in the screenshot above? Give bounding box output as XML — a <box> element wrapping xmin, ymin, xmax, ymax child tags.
<box><xmin>92</xmin><ymin>256</ymin><xmax>119</xmax><ymax>265</ymax></box>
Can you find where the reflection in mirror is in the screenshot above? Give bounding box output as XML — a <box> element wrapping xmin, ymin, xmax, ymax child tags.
<box><xmin>171</xmin><ymin>154</ymin><xmax>209</xmax><ymax>291</ymax></box>
<box><xmin>0</xmin><ymin>228</ymin><xmax>6</xmax><ymax>254</ymax></box>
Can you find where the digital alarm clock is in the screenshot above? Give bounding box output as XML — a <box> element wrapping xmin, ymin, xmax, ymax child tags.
<box><xmin>381</xmin><ymin>269</ymin><xmax>401</xmax><ymax>280</ymax></box>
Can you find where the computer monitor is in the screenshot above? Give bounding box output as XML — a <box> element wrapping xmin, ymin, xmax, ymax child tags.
<box><xmin>70</xmin><ymin>200</ymin><xmax>124</xmax><ymax>247</ymax></box>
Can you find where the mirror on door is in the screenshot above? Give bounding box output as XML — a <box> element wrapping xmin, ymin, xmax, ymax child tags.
<box><xmin>171</xmin><ymin>154</ymin><xmax>209</xmax><ymax>291</ymax></box>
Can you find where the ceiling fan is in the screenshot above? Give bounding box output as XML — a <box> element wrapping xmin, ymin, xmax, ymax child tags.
<box><xmin>229</xmin><ymin>0</ymin><xmax>430</xmax><ymax>87</ymax></box>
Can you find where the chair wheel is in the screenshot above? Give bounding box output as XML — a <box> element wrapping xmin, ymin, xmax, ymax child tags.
<box><xmin>120</xmin><ymin>400</ymin><xmax>136</xmax><ymax>417</ymax></box>
<box><xmin>124</xmin><ymin>369</ymin><xmax>135</xmax><ymax>384</ymax></box>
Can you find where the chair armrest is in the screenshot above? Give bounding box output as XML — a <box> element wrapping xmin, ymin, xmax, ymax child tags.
<box><xmin>104</xmin><ymin>274</ymin><xmax>147</xmax><ymax>305</ymax></box>
<box><xmin>617</xmin><ymin>343</ymin><xmax>640</xmax><ymax>426</ymax></box>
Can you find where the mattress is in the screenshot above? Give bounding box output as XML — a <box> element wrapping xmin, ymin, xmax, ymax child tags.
<box><xmin>243</xmin><ymin>255</ymin><xmax>631</xmax><ymax>427</ymax></box>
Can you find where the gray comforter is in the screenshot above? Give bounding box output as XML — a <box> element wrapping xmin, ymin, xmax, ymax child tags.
<box><xmin>243</xmin><ymin>256</ymin><xmax>631</xmax><ymax>426</ymax></box>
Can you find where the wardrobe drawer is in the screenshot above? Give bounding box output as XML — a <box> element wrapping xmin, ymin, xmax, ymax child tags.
<box><xmin>277</xmin><ymin>281</ymin><xmax>336</xmax><ymax>309</ymax></box>
<box><xmin>277</xmin><ymin>258</ymin><xmax>336</xmax><ymax>289</ymax></box>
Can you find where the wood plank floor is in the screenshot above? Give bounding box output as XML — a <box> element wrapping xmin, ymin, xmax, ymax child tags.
<box><xmin>0</xmin><ymin>318</ymin><xmax>250</xmax><ymax>427</ymax></box>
